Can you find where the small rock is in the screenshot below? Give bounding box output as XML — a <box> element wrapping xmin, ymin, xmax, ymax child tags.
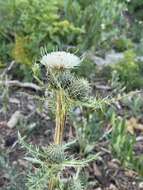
<box><xmin>109</xmin><ymin>184</ymin><xmax>118</xmax><ymax>190</ymax></box>
<box><xmin>9</xmin><ymin>98</ymin><xmax>20</xmax><ymax>104</ymax></box>
<box><xmin>139</xmin><ymin>182</ymin><xmax>143</xmax><ymax>189</ymax></box>
<box><xmin>7</xmin><ymin>111</ymin><xmax>21</xmax><ymax>128</ymax></box>
<box><xmin>89</xmin><ymin>50</ymin><xmax>124</xmax><ymax>66</ymax></box>
<box><xmin>95</xmin><ymin>188</ymin><xmax>102</xmax><ymax>190</ymax></box>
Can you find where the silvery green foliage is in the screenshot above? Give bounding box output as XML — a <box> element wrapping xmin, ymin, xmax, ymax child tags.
<box><xmin>0</xmin><ymin>153</ymin><xmax>27</xmax><ymax>190</ymax></box>
<box><xmin>69</xmin><ymin>180</ymin><xmax>84</xmax><ymax>190</ymax></box>
<box><xmin>26</xmin><ymin>167</ymin><xmax>49</xmax><ymax>190</ymax></box>
<box><xmin>68</xmin><ymin>173</ymin><xmax>87</xmax><ymax>190</ymax></box>
<box><xmin>18</xmin><ymin>134</ymin><xmax>65</xmax><ymax>165</ymax></box>
<box><xmin>18</xmin><ymin>133</ymin><xmax>98</xmax><ymax>190</ymax></box>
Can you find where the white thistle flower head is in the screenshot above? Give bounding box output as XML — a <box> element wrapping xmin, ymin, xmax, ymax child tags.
<box><xmin>41</xmin><ymin>51</ymin><xmax>81</xmax><ymax>69</ymax></box>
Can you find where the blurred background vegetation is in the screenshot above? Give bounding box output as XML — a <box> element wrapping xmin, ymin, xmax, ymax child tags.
<box><xmin>0</xmin><ymin>0</ymin><xmax>143</xmax><ymax>90</ymax></box>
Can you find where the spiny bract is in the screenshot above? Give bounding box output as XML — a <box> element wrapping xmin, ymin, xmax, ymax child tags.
<box><xmin>49</xmin><ymin>71</ymin><xmax>76</xmax><ymax>90</ymax></box>
<box><xmin>46</xmin><ymin>144</ymin><xmax>65</xmax><ymax>164</ymax></box>
<box><xmin>68</xmin><ymin>78</ymin><xmax>90</xmax><ymax>101</ymax></box>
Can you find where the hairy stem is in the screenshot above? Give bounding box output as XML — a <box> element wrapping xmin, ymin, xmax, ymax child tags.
<box><xmin>49</xmin><ymin>180</ymin><xmax>54</xmax><ymax>190</ymax></box>
<box><xmin>54</xmin><ymin>89</ymin><xmax>66</xmax><ymax>144</ymax></box>
<box><xmin>49</xmin><ymin>90</ymin><xmax>66</xmax><ymax>189</ymax></box>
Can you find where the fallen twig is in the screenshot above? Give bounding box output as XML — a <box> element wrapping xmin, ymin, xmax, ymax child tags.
<box><xmin>1</xmin><ymin>61</ymin><xmax>15</xmax><ymax>77</ymax></box>
<box><xmin>0</xmin><ymin>80</ymin><xmax>41</xmax><ymax>91</ymax></box>
<box><xmin>95</xmin><ymin>84</ymin><xmax>111</xmax><ymax>90</ymax></box>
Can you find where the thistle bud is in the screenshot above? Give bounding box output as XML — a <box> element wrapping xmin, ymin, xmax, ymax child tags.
<box><xmin>46</xmin><ymin>144</ymin><xmax>65</xmax><ymax>164</ymax></box>
<box><xmin>49</xmin><ymin>71</ymin><xmax>76</xmax><ymax>90</ymax></box>
<box><xmin>68</xmin><ymin>78</ymin><xmax>90</xmax><ymax>101</ymax></box>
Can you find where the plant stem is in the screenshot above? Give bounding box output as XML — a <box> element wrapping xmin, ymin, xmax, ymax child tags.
<box><xmin>54</xmin><ymin>89</ymin><xmax>66</xmax><ymax>144</ymax></box>
<box><xmin>49</xmin><ymin>90</ymin><xmax>66</xmax><ymax>189</ymax></box>
<box><xmin>49</xmin><ymin>180</ymin><xmax>54</xmax><ymax>190</ymax></box>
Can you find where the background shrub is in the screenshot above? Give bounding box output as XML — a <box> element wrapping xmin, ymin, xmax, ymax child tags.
<box><xmin>0</xmin><ymin>0</ymin><xmax>82</xmax><ymax>66</ymax></box>
<box><xmin>111</xmin><ymin>50</ymin><xmax>143</xmax><ymax>91</ymax></box>
<box><xmin>65</xmin><ymin>0</ymin><xmax>125</xmax><ymax>50</ymax></box>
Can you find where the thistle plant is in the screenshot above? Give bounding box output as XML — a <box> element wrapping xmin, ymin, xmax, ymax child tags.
<box><xmin>19</xmin><ymin>51</ymin><xmax>99</xmax><ymax>190</ymax></box>
<box><xmin>40</xmin><ymin>51</ymin><xmax>90</xmax><ymax>145</ymax></box>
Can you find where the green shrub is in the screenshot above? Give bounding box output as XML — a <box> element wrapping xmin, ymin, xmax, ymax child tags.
<box><xmin>122</xmin><ymin>94</ymin><xmax>143</xmax><ymax>119</ymax></box>
<box><xmin>64</xmin><ymin>0</ymin><xmax>125</xmax><ymax>50</ymax></box>
<box><xmin>128</xmin><ymin>20</ymin><xmax>143</xmax><ymax>43</ymax></box>
<box><xmin>112</xmin><ymin>50</ymin><xmax>143</xmax><ymax>91</ymax></box>
<box><xmin>0</xmin><ymin>0</ymin><xmax>126</xmax><ymax>68</ymax></box>
<box><xmin>113</xmin><ymin>37</ymin><xmax>134</xmax><ymax>52</ymax></box>
<box><xmin>110</xmin><ymin>113</ymin><xmax>143</xmax><ymax>175</ymax></box>
<box><xmin>0</xmin><ymin>0</ymin><xmax>82</xmax><ymax>65</ymax></box>
<box><xmin>111</xmin><ymin>114</ymin><xmax>135</xmax><ymax>166</ymax></box>
<box><xmin>123</xmin><ymin>0</ymin><xmax>143</xmax><ymax>42</ymax></box>
<box><xmin>127</xmin><ymin>0</ymin><xmax>143</xmax><ymax>21</ymax></box>
<box><xmin>135</xmin><ymin>38</ymin><xmax>143</xmax><ymax>55</ymax></box>
<box><xmin>74</xmin><ymin>59</ymin><xmax>96</xmax><ymax>80</ymax></box>
<box><xmin>72</xmin><ymin>109</ymin><xmax>104</xmax><ymax>154</ymax></box>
